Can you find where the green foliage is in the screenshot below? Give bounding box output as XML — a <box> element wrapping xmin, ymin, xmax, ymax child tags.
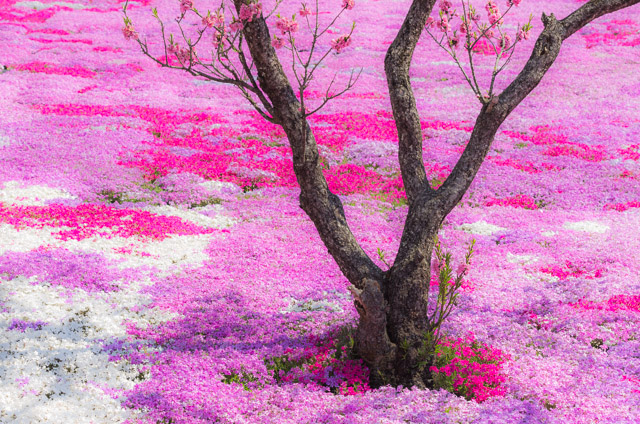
<box><xmin>221</xmin><ymin>368</ymin><xmax>259</xmax><ymax>391</ymax></box>
<box><xmin>428</xmin><ymin>235</ymin><xmax>475</xmax><ymax>351</ymax></box>
<box><xmin>376</xmin><ymin>247</ymin><xmax>391</xmax><ymax>269</ymax></box>
<box><xmin>264</xmin><ymin>354</ymin><xmax>305</xmax><ymax>384</ymax></box>
<box><xmin>189</xmin><ymin>197</ymin><xmax>222</xmax><ymax>208</ymax></box>
<box><xmin>590</xmin><ymin>338</ymin><xmax>604</xmax><ymax>350</ymax></box>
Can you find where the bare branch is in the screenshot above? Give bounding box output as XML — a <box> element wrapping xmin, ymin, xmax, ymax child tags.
<box><xmin>385</xmin><ymin>0</ymin><xmax>438</xmax><ymax>205</ymax></box>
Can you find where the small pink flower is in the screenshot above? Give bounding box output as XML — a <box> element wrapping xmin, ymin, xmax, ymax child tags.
<box><xmin>202</xmin><ymin>11</ymin><xmax>224</xmax><ymax>28</ymax></box>
<box><xmin>299</xmin><ymin>4</ymin><xmax>311</xmax><ymax>17</ymax></box>
<box><xmin>275</xmin><ymin>16</ymin><xmax>299</xmax><ymax>34</ymax></box>
<box><xmin>239</xmin><ymin>2</ymin><xmax>262</xmax><ymax>22</ymax></box>
<box><xmin>425</xmin><ymin>17</ymin><xmax>435</xmax><ymax>30</ymax></box>
<box><xmin>507</xmin><ymin>0</ymin><xmax>522</xmax><ymax>6</ymax></box>
<box><xmin>180</xmin><ymin>0</ymin><xmax>193</xmax><ymax>14</ymax></box>
<box><xmin>331</xmin><ymin>34</ymin><xmax>351</xmax><ymax>53</ymax></box>
<box><xmin>342</xmin><ymin>0</ymin><xmax>354</xmax><ymax>10</ymax></box>
<box><xmin>239</xmin><ymin>4</ymin><xmax>253</xmax><ymax>21</ymax></box>
<box><xmin>439</xmin><ymin>0</ymin><xmax>452</xmax><ymax>12</ymax></box>
<box><xmin>437</xmin><ymin>15</ymin><xmax>451</xmax><ymax>33</ymax></box>
<box><xmin>230</xmin><ymin>20</ymin><xmax>244</xmax><ymax>32</ymax></box>
<box><xmin>122</xmin><ymin>24</ymin><xmax>138</xmax><ymax>41</ymax></box>
<box><xmin>517</xmin><ymin>28</ymin><xmax>530</xmax><ymax>41</ymax></box>
<box><xmin>272</xmin><ymin>35</ymin><xmax>285</xmax><ymax>49</ymax></box>
<box><xmin>431</xmin><ymin>258</ymin><xmax>441</xmax><ymax>275</ymax></box>
<box><xmin>500</xmin><ymin>33</ymin><xmax>511</xmax><ymax>50</ymax></box>
<box><xmin>449</xmin><ymin>34</ymin><xmax>460</xmax><ymax>49</ymax></box>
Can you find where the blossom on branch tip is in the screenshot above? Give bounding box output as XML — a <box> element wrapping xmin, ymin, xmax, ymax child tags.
<box><xmin>275</xmin><ymin>16</ymin><xmax>299</xmax><ymax>34</ymax></box>
<box><xmin>342</xmin><ymin>0</ymin><xmax>355</xmax><ymax>10</ymax></box>
<box><xmin>507</xmin><ymin>0</ymin><xmax>522</xmax><ymax>6</ymax></box>
<box><xmin>437</xmin><ymin>15</ymin><xmax>451</xmax><ymax>33</ymax></box>
<box><xmin>239</xmin><ymin>2</ymin><xmax>262</xmax><ymax>22</ymax></box>
<box><xmin>439</xmin><ymin>0</ymin><xmax>452</xmax><ymax>12</ymax></box>
<box><xmin>426</xmin><ymin>17</ymin><xmax>435</xmax><ymax>29</ymax></box>
<box><xmin>517</xmin><ymin>27</ymin><xmax>530</xmax><ymax>41</ymax></box>
<box><xmin>331</xmin><ymin>34</ymin><xmax>351</xmax><ymax>53</ymax></box>
<box><xmin>230</xmin><ymin>20</ymin><xmax>244</xmax><ymax>32</ymax></box>
<box><xmin>168</xmin><ymin>42</ymin><xmax>191</xmax><ymax>63</ymax></box>
<box><xmin>122</xmin><ymin>24</ymin><xmax>138</xmax><ymax>41</ymax></box>
<box><xmin>299</xmin><ymin>4</ymin><xmax>311</xmax><ymax>17</ymax></box>
<box><xmin>180</xmin><ymin>0</ymin><xmax>193</xmax><ymax>14</ymax></box>
<box><xmin>202</xmin><ymin>11</ymin><xmax>224</xmax><ymax>28</ymax></box>
<box><xmin>500</xmin><ymin>33</ymin><xmax>511</xmax><ymax>49</ymax></box>
<box><xmin>272</xmin><ymin>35</ymin><xmax>285</xmax><ymax>49</ymax></box>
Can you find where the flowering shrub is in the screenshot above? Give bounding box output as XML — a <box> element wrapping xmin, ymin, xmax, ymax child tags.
<box><xmin>275</xmin><ymin>335</ymin><xmax>370</xmax><ymax>396</ymax></box>
<box><xmin>425</xmin><ymin>0</ymin><xmax>533</xmax><ymax>102</ymax></box>
<box><xmin>431</xmin><ymin>333</ymin><xmax>508</xmax><ymax>402</ymax></box>
<box><xmin>222</xmin><ymin>332</ymin><xmax>371</xmax><ymax>396</ymax></box>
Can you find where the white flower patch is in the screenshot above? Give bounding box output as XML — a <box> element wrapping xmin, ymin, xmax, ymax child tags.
<box><xmin>0</xmin><ymin>181</ymin><xmax>76</xmax><ymax>206</ymax></box>
<box><xmin>64</xmin><ymin>233</ymin><xmax>215</xmax><ymax>272</ymax></box>
<box><xmin>0</xmin><ymin>134</ymin><xmax>11</xmax><ymax>147</ymax></box>
<box><xmin>13</xmin><ymin>1</ymin><xmax>90</xmax><ymax>10</ymax></box>
<box><xmin>199</xmin><ymin>180</ymin><xmax>242</xmax><ymax>195</ymax></box>
<box><xmin>0</xmin><ymin>225</ymin><xmax>60</xmax><ymax>255</ymax></box>
<box><xmin>506</xmin><ymin>252</ymin><xmax>538</xmax><ymax>264</ymax></box>
<box><xmin>144</xmin><ymin>204</ymin><xmax>235</xmax><ymax>229</ymax></box>
<box><xmin>563</xmin><ymin>220</ymin><xmax>609</xmax><ymax>234</ymax></box>
<box><xmin>541</xmin><ymin>231</ymin><xmax>558</xmax><ymax>237</ymax></box>
<box><xmin>456</xmin><ymin>220</ymin><xmax>506</xmax><ymax>236</ymax></box>
<box><xmin>0</xmin><ymin>273</ymin><xmax>176</xmax><ymax>424</ymax></box>
<box><xmin>280</xmin><ymin>298</ymin><xmax>344</xmax><ymax>314</ymax></box>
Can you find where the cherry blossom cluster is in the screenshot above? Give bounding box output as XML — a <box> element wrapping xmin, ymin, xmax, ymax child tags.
<box><xmin>424</xmin><ymin>0</ymin><xmax>533</xmax><ymax>102</ymax></box>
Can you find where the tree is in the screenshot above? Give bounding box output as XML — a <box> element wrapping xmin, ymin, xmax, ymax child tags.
<box><xmin>123</xmin><ymin>0</ymin><xmax>640</xmax><ymax>388</ymax></box>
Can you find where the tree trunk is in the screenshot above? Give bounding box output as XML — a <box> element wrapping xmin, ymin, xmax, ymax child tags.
<box><xmin>352</xmin><ymin>197</ymin><xmax>446</xmax><ymax>388</ymax></box>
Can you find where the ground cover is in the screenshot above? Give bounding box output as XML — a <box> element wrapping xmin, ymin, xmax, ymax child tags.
<box><xmin>1</xmin><ymin>0</ymin><xmax>639</xmax><ymax>422</ymax></box>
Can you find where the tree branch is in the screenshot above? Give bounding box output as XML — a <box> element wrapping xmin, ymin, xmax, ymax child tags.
<box><xmin>561</xmin><ymin>0</ymin><xmax>640</xmax><ymax>39</ymax></box>
<box><xmin>436</xmin><ymin>1</ymin><xmax>639</xmax><ymax>215</ymax></box>
<box><xmin>234</xmin><ymin>1</ymin><xmax>384</xmax><ymax>288</ymax></box>
<box><xmin>385</xmin><ymin>0</ymin><xmax>438</xmax><ymax>205</ymax></box>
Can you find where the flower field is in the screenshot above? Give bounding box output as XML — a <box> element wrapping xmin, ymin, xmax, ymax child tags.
<box><xmin>1</xmin><ymin>0</ymin><xmax>640</xmax><ymax>422</ymax></box>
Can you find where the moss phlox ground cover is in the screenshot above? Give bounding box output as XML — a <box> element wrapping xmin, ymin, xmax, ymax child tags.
<box><xmin>1</xmin><ymin>0</ymin><xmax>640</xmax><ymax>422</ymax></box>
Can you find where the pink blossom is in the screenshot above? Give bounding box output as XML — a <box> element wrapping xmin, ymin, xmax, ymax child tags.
<box><xmin>500</xmin><ymin>33</ymin><xmax>512</xmax><ymax>50</ymax></box>
<box><xmin>168</xmin><ymin>42</ymin><xmax>191</xmax><ymax>63</ymax></box>
<box><xmin>507</xmin><ymin>0</ymin><xmax>522</xmax><ymax>6</ymax></box>
<box><xmin>229</xmin><ymin>20</ymin><xmax>244</xmax><ymax>32</ymax></box>
<box><xmin>299</xmin><ymin>4</ymin><xmax>311</xmax><ymax>17</ymax></box>
<box><xmin>342</xmin><ymin>0</ymin><xmax>355</xmax><ymax>10</ymax></box>
<box><xmin>439</xmin><ymin>0</ymin><xmax>452</xmax><ymax>12</ymax></box>
<box><xmin>517</xmin><ymin>27</ymin><xmax>530</xmax><ymax>41</ymax></box>
<box><xmin>239</xmin><ymin>2</ymin><xmax>262</xmax><ymax>22</ymax></box>
<box><xmin>272</xmin><ymin>35</ymin><xmax>285</xmax><ymax>49</ymax></box>
<box><xmin>485</xmin><ymin>0</ymin><xmax>502</xmax><ymax>25</ymax></box>
<box><xmin>179</xmin><ymin>0</ymin><xmax>193</xmax><ymax>14</ymax></box>
<box><xmin>425</xmin><ymin>17</ymin><xmax>435</xmax><ymax>30</ymax></box>
<box><xmin>202</xmin><ymin>11</ymin><xmax>224</xmax><ymax>28</ymax></box>
<box><xmin>122</xmin><ymin>24</ymin><xmax>138</xmax><ymax>41</ymax></box>
<box><xmin>275</xmin><ymin>16</ymin><xmax>299</xmax><ymax>35</ymax></box>
<box><xmin>331</xmin><ymin>34</ymin><xmax>352</xmax><ymax>53</ymax></box>
<box><xmin>437</xmin><ymin>15</ymin><xmax>451</xmax><ymax>33</ymax></box>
